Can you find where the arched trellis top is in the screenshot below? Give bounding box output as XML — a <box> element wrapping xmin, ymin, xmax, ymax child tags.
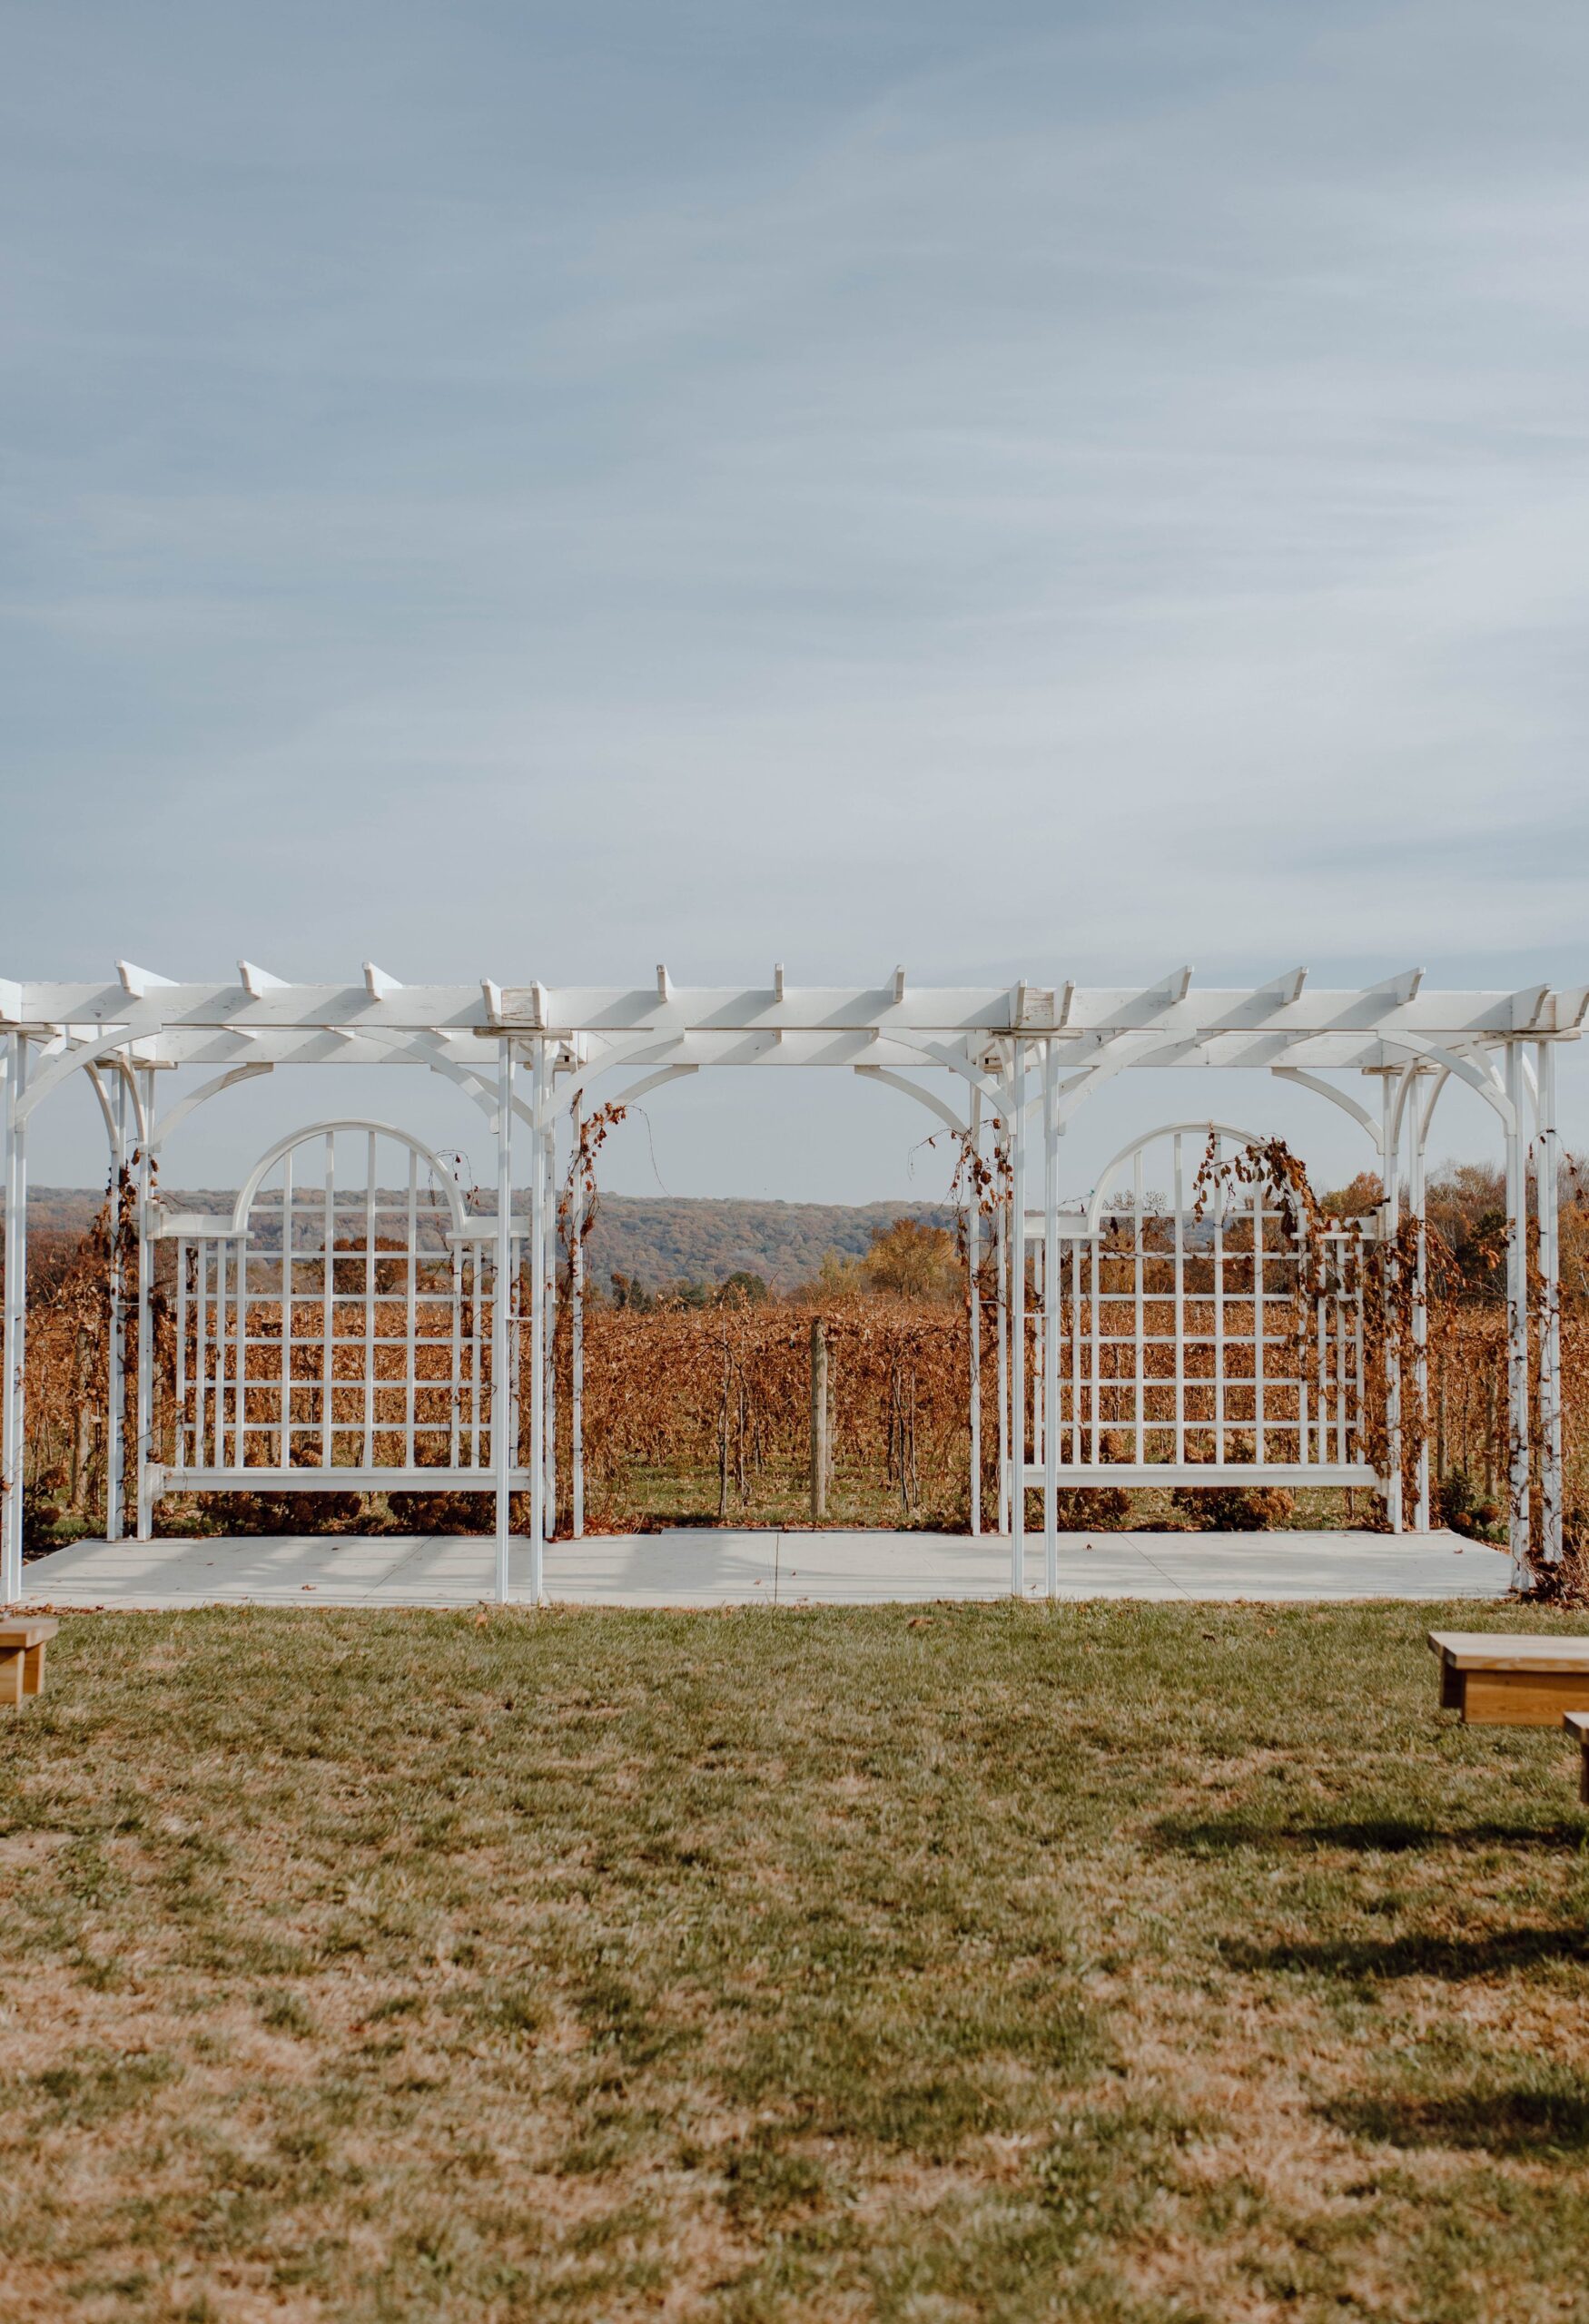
<box><xmin>1081</xmin><ymin>1120</ymin><xmax>1279</xmax><ymax>1236</ymax></box>
<box><xmin>220</xmin><ymin>1118</ymin><xmax>472</xmax><ymax>1239</ymax></box>
<box><xmin>4</xmin><ymin>963</ymin><xmax>1587</xmax><ymax>1610</ymax></box>
<box><xmin>152</xmin><ymin>1118</ymin><xmax>519</xmax><ymax>1512</ymax></box>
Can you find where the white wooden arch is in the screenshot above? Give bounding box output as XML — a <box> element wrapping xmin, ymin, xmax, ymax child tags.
<box><xmin>222</xmin><ymin>1117</ymin><xmax>472</xmax><ymax>1239</ymax></box>
<box><xmin>154</xmin><ymin>1117</ymin><xmax>523</xmax><ymax>1530</ymax></box>
<box><xmin>1081</xmin><ymin>1118</ymin><xmax>1277</xmax><ymax>1236</ymax></box>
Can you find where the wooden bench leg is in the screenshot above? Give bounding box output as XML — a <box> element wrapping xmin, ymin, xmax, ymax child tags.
<box><xmin>22</xmin><ymin>1642</ymin><xmax>45</xmax><ymax>1698</ymax></box>
<box><xmin>1581</xmin><ymin>1739</ymin><xmax>1589</xmax><ymax>1809</ymax></box>
<box><xmin>1440</xmin><ymin>1661</ymin><xmax>1466</xmax><ymax>1713</ymax></box>
<box><xmin>0</xmin><ymin>1649</ymin><xmax>24</xmax><ymax>1709</ymax></box>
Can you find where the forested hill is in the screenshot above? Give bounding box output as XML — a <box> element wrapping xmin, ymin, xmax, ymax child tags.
<box><xmin>21</xmin><ymin>1190</ymin><xmax>956</xmax><ymax>1296</ymax></box>
<box><xmin>583</xmin><ymin>1196</ymin><xmax>955</xmax><ymax>1294</ymax></box>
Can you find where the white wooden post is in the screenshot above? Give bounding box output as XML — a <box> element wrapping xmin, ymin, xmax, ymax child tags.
<box><xmin>1010</xmin><ymin>1046</ymin><xmax>1026</xmax><ymax>1596</ymax></box>
<box><xmin>1380</xmin><ymin>1072</ymin><xmax>1403</xmax><ymax>1532</ymax></box>
<box><xmin>995</xmin><ymin>1119</ymin><xmax>1010</xmax><ymax>1538</ymax></box>
<box><xmin>134</xmin><ymin>1068</ymin><xmax>156</xmax><ymax>1543</ymax></box>
<box><xmin>967</xmin><ymin>1085</ymin><xmax>981</xmax><ymax>1537</ymax></box>
<box><xmin>1032</xmin><ymin>1238</ymin><xmax>1043</xmax><ymax>1473</ymax></box>
<box><xmin>528</xmin><ymin>1039</ymin><xmax>548</xmax><ymax>1602</ymax></box>
<box><xmin>1042</xmin><ymin>1037</ymin><xmax>1059</xmax><ymax>1599</ymax></box>
<box><xmin>1408</xmin><ymin>1068</ymin><xmax>1430</xmax><ymax>1533</ymax></box>
<box><xmin>1536</xmin><ymin>1039</ymin><xmax>1563</xmax><ymax>1563</ymax></box>
<box><xmin>570</xmin><ymin>1097</ymin><xmax>585</xmax><ymax>1541</ymax></box>
<box><xmin>106</xmin><ymin>1069</ymin><xmax>127</xmax><ymax>1541</ymax></box>
<box><xmin>493</xmin><ymin>1039</ymin><xmax>513</xmax><ymax>1602</ymax></box>
<box><xmin>2</xmin><ymin>1033</ymin><xmax>28</xmax><ymax>1603</ymax></box>
<box><xmin>1504</xmin><ymin>1040</ymin><xmax>1531</xmax><ymax>1584</ymax></box>
<box><xmin>542</xmin><ymin>1110</ymin><xmax>557</xmax><ymax>1540</ymax></box>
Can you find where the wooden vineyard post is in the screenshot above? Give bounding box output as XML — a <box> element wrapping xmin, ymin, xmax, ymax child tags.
<box><xmin>810</xmin><ymin>1317</ymin><xmax>828</xmax><ymax>1524</ymax></box>
<box><xmin>717</xmin><ymin>1330</ymin><xmax>731</xmax><ymax>1524</ymax></box>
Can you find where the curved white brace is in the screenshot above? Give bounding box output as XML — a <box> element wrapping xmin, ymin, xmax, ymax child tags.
<box><xmin>227</xmin><ymin>1118</ymin><xmax>470</xmax><ymax>1236</ymax></box>
<box><xmin>280</xmin><ymin>1013</ymin><xmax>531</xmax><ymax>1137</ymax></box>
<box><xmin>1383</xmin><ymin>1037</ymin><xmax>1515</xmax><ymax>1131</ymax></box>
<box><xmin>1052</xmin><ymin>1032</ymin><xmax>1162</xmax><ymax>1130</ymax></box>
<box><xmin>84</xmin><ymin>1052</ymin><xmax>151</xmax><ymax>1147</ymax></box>
<box><xmin>604</xmin><ymin>1064</ymin><xmax>700</xmax><ymax>1110</ymax></box>
<box><xmin>426</xmin><ymin>1058</ymin><xmax>538</xmax><ymax>1137</ymax></box>
<box><xmin>1388</xmin><ymin>1059</ymin><xmax>1422</xmax><ymax>1154</ymax></box>
<box><xmin>506</xmin><ymin>1051</ymin><xmax>697</xmax><ymax>1134</ymax></box>
<box><xmin>1418</xmin><ymin>1065</ymin><xmax>1452</xmax><ymax>1147</ymax></box>
<box><xmin>15</xmin><ymin>1028</ymin><xmax>165</xmax><ymax>1126</ymax></box>
<box><xmin>1012</xmin><ymin>1059</ymin><xmax>1143</xmax><ymax>1122</ymax></box>
<box><xmin>143</xmin><ymin>1028</ymin><xmax>523</xmax><ymax>1158</ymax></box>
<box><xmin>1518</xmin><ymin>1049</ymin><xmax>1544</xmax><ymax>1129</ymax></box>
<box><xmin>1270</xmin><ymin>1066</ymin><xmax>1383</xmax><ymax>1153</ymax></box>
<box><xmin>853</xmin><ymin>1065</ymin><xmax>967</xmax><ymax>1137</ymax></box>
<box><xmin>1084</xmin><ymin>1120</ymin><xmax>1274</xmax><ymax>1236</ymax></box>
<box><xmin>883</xmin><ymin>1034</ymin><xmax>1004</xmax><ymax>1108</ymax></box>
<box><xmin>84</xmin><ymin>1064</ymin><xmax>120</xmax><ymax>1154</ymax></box>
<box><xmin>152</xmin><ymin>1061</ymin><xmax>274</xmax><ymax>1150</ymax></box>
<box><xmin>547</xmin><ymin>1033</ymin><xmax>688</xmax><ymax>1125</ymax></box>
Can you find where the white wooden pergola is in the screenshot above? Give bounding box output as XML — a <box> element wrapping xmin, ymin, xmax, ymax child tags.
<box><xmin>2</xmin><ymin>963</ymin><xmax>1583</xmax><ymax>1606</ymax></box>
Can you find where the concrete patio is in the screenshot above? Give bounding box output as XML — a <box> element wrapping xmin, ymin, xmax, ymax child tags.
<box><xmin>17</xmin><ymin>1527</ymin><xmax>1514</xmax><ymax>1610</ymax></box>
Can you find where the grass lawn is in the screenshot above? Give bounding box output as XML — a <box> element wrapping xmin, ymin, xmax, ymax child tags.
<box><xmin>5</xmin><ymin>1601</ymin><xmax>1589</xmax><ymax>2322</ymax></box>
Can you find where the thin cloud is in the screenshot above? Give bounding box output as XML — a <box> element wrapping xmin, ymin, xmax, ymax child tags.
<box><xmin>2</xmin><ymin>0</ymin><xmax>1586</xmax><ymax>1188</ymax></box>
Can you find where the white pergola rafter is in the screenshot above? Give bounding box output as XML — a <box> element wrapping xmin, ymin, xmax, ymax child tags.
<box><xmin>2</xmin><ymin>964</ymin><xmax>1584</xmax><ymax>1605</ymax></box>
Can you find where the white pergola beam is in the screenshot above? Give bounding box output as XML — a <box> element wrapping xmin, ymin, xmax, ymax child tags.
<box><xmin>5</xmin><ymin>974</ymin><xmax>1582</xmax><ymax>1046</ymax></box>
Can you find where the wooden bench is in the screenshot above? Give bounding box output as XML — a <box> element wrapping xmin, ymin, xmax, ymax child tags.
<box><xmin>0</xmin><ymin>1619</ymin><xmax>58</xmax><ymax>1708</ymax></box>
<box><xmin>1565</xmin><ymin>1713</ymin><xmax>1589</xmax><ymax>1805</ymax></box>
<box><xmin>1429</xmin><ymin>1631</ymin><xmax>1589</xmax><ymax>1727</ymax></box>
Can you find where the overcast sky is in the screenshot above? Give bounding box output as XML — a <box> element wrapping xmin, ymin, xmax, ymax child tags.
<box><xmin>4</xmin><ymin>0</ymin><xmax>1587</xmax><ymax>1200</ymax></box>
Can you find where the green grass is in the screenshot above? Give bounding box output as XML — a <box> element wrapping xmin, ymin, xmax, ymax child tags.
<box><xmin>4</xmin><ymin>1601</ymin><xmax>1589</xmax><ymax>2320</ymax></box>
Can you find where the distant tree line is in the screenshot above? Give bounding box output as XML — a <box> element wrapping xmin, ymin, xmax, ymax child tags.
<box><xmin>597</xmin><ymin>1216</ymin><xmax>962</xmax><ymax>1312</ymax></box>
